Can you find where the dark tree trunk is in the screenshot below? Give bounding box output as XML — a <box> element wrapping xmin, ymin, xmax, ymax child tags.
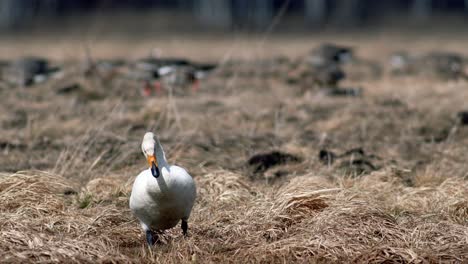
<box><xmin>304</xmin><ymin>0</ymin><xmax>327</xmax><ymax>26</ymax></box>
<box><xmin>412</xmin><ymin>0</ymin><xmax>431</xmax><ymax>21</ymax></box>
<box><xmin>331</xmin><ymin>0</ymin><xmax>363</xmax><ymax>27</ymax></box>
<box><xmin>0</xmin><ymin>0</ymin><xmax>25</xmax><ymax>30</ymax></box>
<box><xmin>194</xmin><ymin>0</ymin><xmax>232</xmax><ymax>29</ymax></box>
<box><xmin>252</xmin><ymin>0</ymin><xmax>273</xmax><ymax>29</ymax></box>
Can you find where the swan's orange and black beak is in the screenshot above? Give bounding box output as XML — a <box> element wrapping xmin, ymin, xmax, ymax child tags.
<box><xmin>147</xmin><ymin>155</ymin><xmax>160</xmax><ymax>178</ymax></box>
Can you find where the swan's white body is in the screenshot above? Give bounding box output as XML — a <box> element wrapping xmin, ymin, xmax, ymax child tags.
<box><xmin>130</xmin><ymin>132</ymin><xmax>196</xmax><ymax>232</ymax></box>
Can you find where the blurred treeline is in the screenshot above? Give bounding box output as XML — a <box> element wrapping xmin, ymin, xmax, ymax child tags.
<box><xmin>1</xmin><ymin>0</ymin><xmax>468</xmax><ymax>32</ymax></box>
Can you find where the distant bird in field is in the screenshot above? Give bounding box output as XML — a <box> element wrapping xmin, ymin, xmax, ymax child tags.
<box><xmin>287</xmin><ymin>59</ymin><xmax>345</xmax><ymax>90</ymax></box>
<box><xmin>131</xmin><ymin>57</ymin><xmax>216</xmax><ymax>96</ymax></box>
<box><xmin>389</xmin><ymin>51</ymin><xmax>467</xmax><ymax>80</ymax></box>
<box><xmin>130</xmin><ymin>132</ymin><xmax>197</xmax><ymax>246</ymax></box>
<box><xmin>3</xmin><ymin>57</ymin><xmax>60</xmax><ymax>87</ymax></box>
<box><xmin>422</xmin><ymin>52</ymin><xmax>466</xmax><ymax>80</ymax></box>
<box><xmin>309</xmin><ymin>43</ymin><xmax>382</xmax><ymax>81</ymax></box>
<box><xmin>389</xmin><ymin>51</ymin><xmax>417</xmax><ymax>75</ymax></box>
<box><xmin>312</xmin><ymin>63</ymin><xmax>346</xmax><ymax>87</ymax></box>
<box><xmin>82</xmin><ymin>58</ymin><xmax>127</xmax><ymax>79</ymax></box>
<box><xmin>308</xmin><ymin>43</ymin><xmax>353</xmax><ymax>67</ymax></box>
<box><xmin>156</xmin><ymin>63</ymin><xmax>216</xmax><ymax>93</ymax></box>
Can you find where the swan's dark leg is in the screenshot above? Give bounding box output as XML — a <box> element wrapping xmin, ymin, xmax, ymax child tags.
<box><xmin>146</xmin><ymin>230</ymin><xmax>157</xmax><ymax>245</ymax></box>
<box><xmin>181</xmin><ymin>220</ymin><xmax>188</xmax><ymax>236</ymax></box>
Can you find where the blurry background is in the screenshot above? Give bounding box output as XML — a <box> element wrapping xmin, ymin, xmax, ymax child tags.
<box><xmin>1</xmin><ymin>0</ymin><xmax>468</xmax><ymax>34</ymax></box>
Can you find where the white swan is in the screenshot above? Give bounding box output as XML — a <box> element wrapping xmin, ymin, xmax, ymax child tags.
<box><xmin>130</xmin><ymin>132</ymin><xmax>197</xmax><ymax>245</ymax></box>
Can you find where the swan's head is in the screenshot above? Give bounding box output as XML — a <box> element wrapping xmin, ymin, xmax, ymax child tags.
<box><xmin>142</xmin><ymin>132</ymin><xmax>160</xmax><ymax>178</ymax></box>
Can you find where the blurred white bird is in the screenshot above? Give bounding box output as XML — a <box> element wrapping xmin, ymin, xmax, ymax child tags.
<box><xmin>130</xmin><ymin>132</ymin><xmax>197</xmax><ymax>245</ymax></box>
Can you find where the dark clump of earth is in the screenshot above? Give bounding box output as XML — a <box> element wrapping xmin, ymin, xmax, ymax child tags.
<box><xmin>319</xmin><ymin>148</ymin><xmax>367</xmax><ymax>165</ymax></box>
<box><xmin>247</xmin><ymin>151</ymin><xmax>302</xmax><ymax>174</ymax></box>
<box><xmin>319</xmin><ymin>149</ymin><xmax>337</xmax><ymax>165</ymax></box>
<box><xmin>323</xmin><ymin>87</ymin><xmax>362</xmax><ymax>97</ymax></box>
<box><xmin>337</xmin><ymin>159</ymin><xmax>378</xmax><ymax>175</ymax></box>
<box><xmin>56</xmin><ymin>83</ymin><xmax>82</xmax><ymax>95</ymax></box>
<box><xmin>457</xmin><ymin>111</ymin><xmax>468</xmax><ymax>125</ymax></box>
<box><xmin>319</xmin><ymin>148</ymin><xmax>380</xmax><ymax>175</ymax></box>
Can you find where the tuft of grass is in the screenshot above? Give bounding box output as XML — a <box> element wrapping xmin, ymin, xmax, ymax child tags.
<box><xmin>77</xmin><ymin>192</ymin><xmax>93</xmax><ymax>209</ymax></box>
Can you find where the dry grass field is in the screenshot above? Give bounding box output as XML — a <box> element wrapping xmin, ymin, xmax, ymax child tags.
<box><xmin>1</xmin><ymin>32</ymin><xmax>468</xmax><ymax>263</ymax></box>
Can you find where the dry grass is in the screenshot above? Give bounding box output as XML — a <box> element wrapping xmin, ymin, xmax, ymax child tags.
<box><xmin>2</xmin><ymin>170</ymin><xmax>467</xmax><ymax>263</ymax></box>
<box><xmin>1</xmin><ymin>34</ymin><xmax>468</xmax><ymax>263</ymax></box>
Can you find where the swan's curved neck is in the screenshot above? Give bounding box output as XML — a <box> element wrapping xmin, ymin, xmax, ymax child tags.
<box><xmin>154</xmin><ymin>137</ymin><xmax>169</xmax><ymax>168</ymax></box>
